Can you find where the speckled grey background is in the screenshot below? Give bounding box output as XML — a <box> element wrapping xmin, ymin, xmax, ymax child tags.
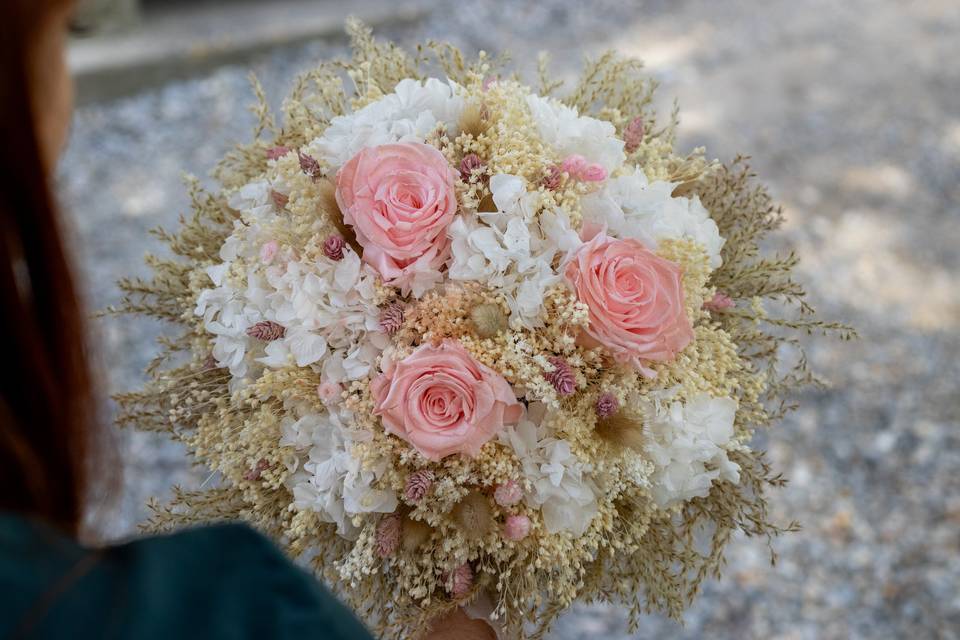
<box><xmin>58</xmin><ymin>1</ymin><xmax>960</xmax><ymax>638</ymax></box>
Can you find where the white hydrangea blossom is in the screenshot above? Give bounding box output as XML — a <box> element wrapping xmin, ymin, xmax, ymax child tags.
<box><xmin>194</xmin><ymin>180</ymin><xmax>284</xmax><ymax>380</ymax></box>
<box><xmin>447</xmin><ymin>174</ymin><xmax>581</xmax><ymax>327</ymax></box>
<box><xmin>581</xmin><ymin>167</ymin><xmax>725</xmax><ymax>268</ymax></box>
<box><xmin>642</xmin><ymin>392</ymin><xmax>741</xmax><ymax>507</ymax></box>
<box><xmin>194</xmin><ymin>181</ymin><xmax>388</xmax><ymax>385</ymax></box>
<box><xmin>259</xmin><ymin>249</ymin><xmax>389</xmax><ymax>382</ymax></box>
<box><xmin>524</xmin><ymin>93</ymin><xmax>625</xmax><ymax>172</ymax></box>
<box><xmin>499</xmin><ymin>405</ymin><xmax>599</xmax><ymax>535</ymax></box>
<box><xmin>309</xmin><ymin>78</ymin><xmax>465</xmax><ymax>169</ymax></box>
<box><xmin>281</xmin><ymin>407</ymin><xmax>397</xmax><ymax>538</ymax></box>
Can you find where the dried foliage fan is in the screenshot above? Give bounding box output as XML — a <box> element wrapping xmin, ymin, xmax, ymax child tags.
<box><xmin>112</xmin><ymin>21</ymin><xmax>852</xmax><ymax>640</ymax></box>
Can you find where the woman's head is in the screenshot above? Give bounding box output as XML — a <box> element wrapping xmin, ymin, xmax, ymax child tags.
<box><xmin>0</xmin><ymin>0</ymin><xmax>89</xmax><ymax>535</ymax></box>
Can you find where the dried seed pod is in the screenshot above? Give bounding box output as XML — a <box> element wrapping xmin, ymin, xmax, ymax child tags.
<box><xmin>594</xmin><ymin>410</ymin><xmax>645</xmax><ymax>453</ymax></box>
<box><xmin>493</xmin><ymin>480</ymin><xmax>522</xmax><ymax>507</ymax></box>
<box><xmin>470</xmin><ymin>303</ymin><xmax>508</xmax><ymax>338</ymax></box>
<box><xmin>375</xmin><ymin>514</ymin><xmax>402</xmax><ymax>558</ymax></box>
<box><xmin>245</xmin><ymin>321</ymin><xmax>285</xmax><ymax>341</ymax></box>
<box><xmin>379</xmin><ymin>303</ymin><xmax>405</xmax><ymax>336</ymax></box>
<box><xmin>298</xmin><ymin>150</ymin><xmax>321</xmax><ymax>179</ymax></box>
<box><xmin>458</xmin><ymin>101</ymin><xmax>488</xmax><ymax>138</ymax></box>
<box><xmin>451</xmin><ymin>491</ymin><xmax>494</xmax><ymax>541</ymax></box>
<box><xmin>401</xmin><ymin>518</ymin><xmax>433</xmax><ymax>553</ymax></box>
<box><xmin>624</xmin><ymin>116</ymin><xmax>645</xmax><ymax>153</ymax></box>
<box><xmin>545</xmin><ymin>356</ymin><xmax>576</xmax><ymax>396</ymax></box>
<box><xmin>595</xmin><ymin>392</ymin><xmax>619</xmax><ymax>419</ymax></box>
<box><xmin>444</xmin><ymin>563</ymin><xmax>474</xmax><ymax>598</ymax></box>
<box><xmin>503</xmin><ymin>514</ymin><xmax>531</xmax><ymax>541</ymax></box>
<box><xmin>403</xmin><ymin>469</ymin><xmax>434</xmax><ymax>502</ymax></box>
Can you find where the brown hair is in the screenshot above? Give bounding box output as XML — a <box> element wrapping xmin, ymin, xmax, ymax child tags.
<box><xmin>0</xmin><ymin>0</ymin><xmax>90</xmax><ymax>536</ymax></box>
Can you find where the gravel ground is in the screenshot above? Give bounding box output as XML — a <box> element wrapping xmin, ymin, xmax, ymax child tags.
<box><xmin>58</xmin><ymin>1</ymin><xmax>960</xmax><ymax>638</ymax></box>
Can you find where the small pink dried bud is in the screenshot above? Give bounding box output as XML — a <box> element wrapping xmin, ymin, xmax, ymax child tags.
<box><xmin>624</xmin><ymin>116</ymin><xmax>645</xmax><ymax>153</ymax></box>
<box><xmin>596</xmin><ymin>392</ymin><xmax>619</xmax><ymax>419</ymax></box>
<box><xmin>201</xmin><ymin>353</ymin><xmax>219</xmax><ymax>371</ymax></box>
<box><xmin>270</xmin><ymin>189</ymin><xmax>289</xmax><ymax>210</ymax></box>
<box><xmin>561</xmin><ymin>154</ymin><xmax>588</xmax><ymax>177</ymax></box>
<box><xmin>375</xmin><ymin>515</ymin><xmax>402</xmax><ymax>558</ymax></box>
<box><xmin>260</xmin><ymin>240</ymin><xmax>279</xmax><ymax>264</ymax></box>
<box><xmin>323</xmin><ymin>234</ymin><xmax>345</xmax><ymax>261</ymax></box>
<box><xmin>542</xmin><ymin>164</ymin><xmax>564</xmax><ymax>190</ymax></box>
<box><xmin>404</xmin><ymin>469</ymin><xmax>435</xmax><ymax>503</ymax></box>
<box><xmin>494</xmin><ymin>480</ymin><xmax>523</xmax><ymax>507</ymax></box>
<box><xmin>379</xmin><ymin>303</ymin><xmax>404</xmax><ymax>335</ymax></box>
<box><xmin>266</xmin><ymin>145</ymin><xmax>290</xmax><ymax>160</ymax></box>
<box><xmin>459</xmin><ymin>153</ymin><xmax>484</xmax><ymax>182</ymax></box>
<box><xmin>445</xmin><ymin>563</ymin><xmax>473</xmax><ymax>598</ymax></box>
<box><xmin>298</xmin><ymin>150</ymin><xmax>321</xmax><ymax>179</ymax></box>
<box><xmin>243</xmin><ymin>458</ymin><xmax>271</xmax><ymax>481</ymax></box>
<box><xmin>545</xmin><ymin>356</ymin><xmax>576</xmax><ymax>396</ymax></box>
<box><xmin>503</xmin><ymin>514</ymin><xmax>531</xmax><ymax>541</ymax></box>
<box><xmin>245</xmin><ymin>320</ymin><xmax>285</xmax><ymax>341</ymax></box>
<box><xmin>316</xmin><ymin>382</ymin><xmax>342</xmax><ymax>404</ymax></box>
<box><xmin>482</xmin><ymin>75</ymin><xmax>496</xmax><ymax>91</ymax></box>
<box><xmin>581</xmin><ymin>163</ymin><xmax>607</xmax><ymax>182</ymax></box>
<box><xmin>703</xmin><ymin>292</ymin><xmax>735</xmax><ymax>312</ymax></box>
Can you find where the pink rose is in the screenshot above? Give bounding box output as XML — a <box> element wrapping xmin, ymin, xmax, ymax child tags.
<box><xmin>336</xmin><ymin>142</ymin><xmax>457</xmax><ymax>297</ymax></box>
<box><xmin>371</xmin><ymin>340</ymin><xmax>522</xmax><ymax>461</ymax></box>
<box><xmin>564</xmin><ymin>231</ymin><xmax>693</xmax><ymax>374</ymax></box>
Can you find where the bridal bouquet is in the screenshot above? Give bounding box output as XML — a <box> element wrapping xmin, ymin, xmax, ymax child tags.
<box><xmin>116</xmin><ymin>22</ymin><xmax>849</xmax><ymax>638</ymax></box>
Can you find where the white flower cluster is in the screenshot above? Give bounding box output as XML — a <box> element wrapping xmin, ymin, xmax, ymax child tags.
<box><xmin>500</xmin><ymin>405</ymin><xmax>599</xmax><ymax>535</ymax></box>
<box><xmin>581</xmin><ymin>168</ymin><xmax>725</xmax><ymax>268</ymax></box>
<box><xmin>641</xmin><ymin>392</ymin><xmax>741</xmax><ymax>507</ymax></box>
<box><xmin>524</xmin><ymin>93</ymin><xmax>626</xmax><ymax>172</ymax></box>
<box><xmin>195</xmin><ymin>181</ymin><xmax>387</xmax><ymax>386</ymax></box>
<box><xmin>281</xmin><ymin>406</ymin><xmax>398</xmax><ymax>538</ymax></box>
<box><xmin>310</xmin><ymin>78</ymin><xmax>465</xmax><ymax>168</ymax></box>
<box><xmin>448</xmin><ymin>174</ymin><xmax>581</xmax><ymax>327</ymax></box>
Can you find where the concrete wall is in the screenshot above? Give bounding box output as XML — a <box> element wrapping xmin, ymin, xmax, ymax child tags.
<box><xmin>73</xmin><ymin>0</ymin><xmax>140</xmax><ymax>34</ymax></box>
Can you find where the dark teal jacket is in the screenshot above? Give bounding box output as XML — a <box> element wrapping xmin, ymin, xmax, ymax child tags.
<box><xmin>0</xmin><ymin>514</ymin><xmax>372</xmax><ymax>640</ymax></box>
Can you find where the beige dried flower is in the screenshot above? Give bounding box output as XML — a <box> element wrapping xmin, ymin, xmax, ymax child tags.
<box><xmin>470</xmin><ymin>303</ymin><xmax>508</xmax><ymax>338</ymax></box>
<box><xmin>451</xmin><ymin>490</ymin><xmax>495</xmax><ymax>541</ymax></box>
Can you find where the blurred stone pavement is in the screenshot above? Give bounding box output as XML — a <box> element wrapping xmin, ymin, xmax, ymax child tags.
<box><xmin>58</xmin><ymin>0</ymin><xmax>960</xmax><ymax>638</ymax></box>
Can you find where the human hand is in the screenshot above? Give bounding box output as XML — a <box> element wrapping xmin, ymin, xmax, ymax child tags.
<box><xmin>423</xmin><ymin>607</ymin><xmax>497</xmax><ymax>640</ymax></box>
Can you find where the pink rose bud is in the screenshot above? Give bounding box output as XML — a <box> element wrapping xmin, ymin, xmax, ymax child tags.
<box><xmin>561</xmin><ymin>154</ymin><xmax>588</xmax><ymax>177</ymax></box>
<box><xmin>375</xmin><ymin>515</ymin><xmax>402</xmax><ymax>558</ymax></box>
<box><xmin>335</xmin><ymin>142</ymin><xmax>457</xmax><ymax>296</ymax></box>
<box><xmin>323</xmin><ymin>234</ymin><xmax>345</xmax><ymax>261</ymax></box>
<box><xmin>595</xmin><ymin>392</ymin><xmax>619</xmax><ymax>418</ymax></box>
<box><xmin>446</xmin><ymin>563</ymin><xmax>473</xmax><ymax>598</ymax></box>
<box><xmin>703</xmin><ymin>292</ymin><xmax>735</xmax><ymax>312</ymax></box>
<box><xmin>494</xmin><ymin>480</ymin><xmax>523</xmax><ymax>507</ymax></box>
<box><xmin>624</xmin><ymin>116</ymin><xmax>645</xmax><ymax>153</ymax></box>
<box><xmin>260</xmin><ymin>240</ymin><xmax>279</xmax><ymax>264</ymax></box>
<box><xmin>245</xmin><ymin>320</ymin><xmax>285</xmax><ymax>342</ymax></box>
<box><xmin>581</xmin><ymin>163</ymin><xmax>607</xmax><ymax>182</ymax></box>
<box><xmin>565</xmin><ymin>233</ymin><xmax>692</xmax><ymax>375</ymax></box>
<box><xmin>371</xmin><ymin>340</ymin><xmax>522</xmax><ymax>461</ymax></box>
<box><xmin>503</xmin><ymin>514</ymin><xmax>531</xmax><ymax>541</ymax></box>
<box><xmin>316</xmin><ymin>382</ymin><xmax>342</xmax><ymax>404</ymax></box>
<box><xmin>403</xmin><ymin>469</ymin><xmax>435</xmax><ymax>502</ymax></box>
<box><xmin>545</xmin><ymin>356</ymin><xmax>576</xmax><ymax>396</ymax></box>
<box><xmin>266</xmin><ymin>146</ymin><xmax>290</xmax><ymax>160</ymax></box>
